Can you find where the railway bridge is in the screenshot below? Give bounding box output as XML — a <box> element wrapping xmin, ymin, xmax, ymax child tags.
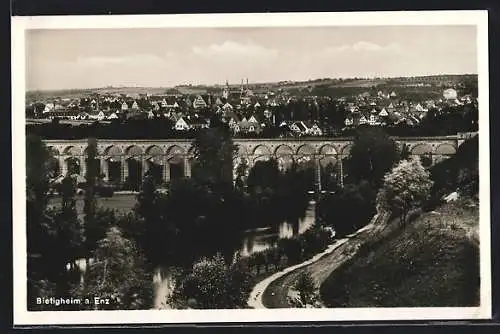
<box><xmin>44</xmin><ymin>134</ymin><xmax>469</xmax><ymax>189</ymax></box>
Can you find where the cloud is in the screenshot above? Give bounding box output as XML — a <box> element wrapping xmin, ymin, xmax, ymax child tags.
<box><xmin>76</xmin><ymin>54</ymin><xmax>167</xmax><ymax>67</ymax></box>
<box><xmin>323</xmin><ymin>41</ymin><xmax>402</xmax><ymax>54</ymax></box>
<box><xmin>191</xmin><ymin>41</ymin><xmax>279</xmax><ymax>59</ymax></box>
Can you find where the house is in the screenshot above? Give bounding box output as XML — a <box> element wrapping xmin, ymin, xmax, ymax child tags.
<box><xmin>131</xmin><ymin>101</ymin><xmax>140</xmax><ymax>110</ymax></box>
<box><xmin>88</xmin><ymin>110</ymin><xmax>107</xmax><ymax>121</ymax></box>
<box><xmin>107</xmin><ymin>112</ymin><xmax>119</xmax><ymax>120</ymax></box>
<box><xmin>247</xmin><ymin>115</ymin><xmax>259</xmax><ymax>125</ymax></box>
<box><xmin>222</xmin><ymin>102</ymin><xmax>233</xmax><ymax>112</ymax></box>
<box><xmin>174</xmin><ymin>117</ymin><xmax>190</xmax><ymax>131</ymax></box>
<box><xmin>228</xmin><ymin>116</ymin><xmax>240</xmax><ymax>133</ymax></box>
<box><xmin>121</xmin><ymin>102</ymin><xmax>129</xmax><ymax>111</ymax></box>
<box><xmin>460</xmin><ymin>95</ymin><xmax>473</xmax><ymax>104</ymax></box>
<box><xmin>266</xmin><ymin>98</ymin><xmax>279</xmax><ymax>107</ymax></box>
<box><xmin>187</xmin><ymin>116</ymin><xmax>210</xmax><ymax>129</ymax></box>
<box><xmin>193</xmin><ymin>95</ymin><xmax>208</xmax><ymax>109</ymax></box>
<box><xmin>147</xmin><ymin>110</ymin><xmax>156</xmax><ymax>119</ymax></box>
<box><xmin>308</xmin><ymin>123</ymin><xmax>323</xmax><ymax>136</ymax></box>
<box><xmin>43</xmin><ymin>103</ymin><xmax>55</xmax><ymax>113</ymax></box>
<box><xmin>359</xmin><ymin>115</ymin><xmax>368</xmax><ymax>125</ymax></box>
<box><xmin>290</xmin><ymin>121</ymin><xmax>309</xmax><ymax>135</ymax></box>
<box><xmin>414</xmin><ymin>103</ymin><xmax>427</xmax><ymax>112</ymax></box>
<box><xmin>378</xmin><ymin>108</ymin><xmax>388</xmax><ymax>117</ymax></box>
<box><xmin>443</xmin><ymin>88</ymin><xmax>458</xmax><ymax>100</ymax></box>
<box><xmin>160</xmin><ymin>98</ymin><xmax>168</xmax><ymax>109</ymax></box>
<box><xmin>368</xmin><ymin>114</ymin><xmax>380</xmax><ymax>126</ymax></box>
<box><xmin>239</xmin><ymin>117</ymin><xmax>250</xmax><ymax>132</ymax></box>
<box><xmin>344</xmin><ymin>117</ymin><xmax>354</xmax><ymax>127</ymax></box>
<box><xmin>240</xmin><ymin>116</ymin><xmax>261</xmax><ymax>133</ymax></box>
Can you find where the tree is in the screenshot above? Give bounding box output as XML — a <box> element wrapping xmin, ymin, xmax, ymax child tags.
<box><xmin>346</xmin><ymin>127</ymin><xmax>400</xmax><ymax>187</ymax></box>
<box><xmin>84</xmin><ymin>137</ymin><xmax>99</xmax><ymax>259</ymax></box>
<box><xmin>279</xmin><ymin>163</ymin><xmax>313</xmax><ymax>235</ymax></box>
<box><xmin>26</xmin><ymin>136</ymin><xmax>84</xmax><ymax>308</ymax></box>
<box><xmin>400</xmin><ymin>143</ymin><xmax>411</xmax><ymax>161</ymax></box>
<box><xmin>191</xmin><ymin>127</ymin><xmax>238</xmax><ymax>189</ymax></box>
<box><xmin>26</xmin><ymin>136</ymin><xmax>51</xmax><ymax>261</ymax></box>
<box><xmin>317</xmin><ymin>180</ymin><xmax>376</xmax><ymax>236</ymax></box>
<box><xmin>172</xmin><ymin>254</ymin><xmax>252</xmax><ymax>309</ymax></box>
<box><xmin>77</xmin><ymin>227</ymin><xmax>154</xmax><ymax>310</ymax></box>
<box><xmin>134</xmin><ymin>175</ymin><xmax>178</xmax><ymax>266</ymax></box>
<box><xmin>377</xmin><ymin>157</ymin><xmax>433</xmax><ymax>227</ymax></box>
<box><xmin>247</xmin><ymin>159</ymin><xmax>280</xmax><ymax>192</ymax></box>
<box><xmin>293</xmin><ymin>271</ymin><xmax>319</xmax><ymax>307</ymax></box>
<box><xmin>234</xmin><ymin>158</ymin><xmax>249</xmax><ymax>191</ymax></box>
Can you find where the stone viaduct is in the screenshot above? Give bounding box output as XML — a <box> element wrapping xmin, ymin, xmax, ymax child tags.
<box><xmin>43</xmin><ymin>134</ymin><xmax>469</xmax><ymax>189</ymax></box>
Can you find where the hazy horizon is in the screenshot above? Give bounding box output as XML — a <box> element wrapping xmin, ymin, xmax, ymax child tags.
<box><xmin>26</xmin><ymin>26</ymin><xmax>478</xmax><ymax>91</ymax></box>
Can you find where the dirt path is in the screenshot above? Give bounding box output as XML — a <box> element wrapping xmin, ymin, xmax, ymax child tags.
<box><xmin>248</xmin><ymin>212</ymin><xmax>392</xmax><ymax>309</ymax></box>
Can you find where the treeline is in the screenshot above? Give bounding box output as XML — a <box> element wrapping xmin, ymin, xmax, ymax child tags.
<box><xmin>316</xmin><ymin>126</ymin><xmax>404</xmax><ymax>236</ymax></box>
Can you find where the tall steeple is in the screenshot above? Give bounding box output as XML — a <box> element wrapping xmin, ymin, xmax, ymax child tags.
<box><xmin>223</xmin><ymin>80</ymin><xmax>229</xmax><ymax>99</ymax></box>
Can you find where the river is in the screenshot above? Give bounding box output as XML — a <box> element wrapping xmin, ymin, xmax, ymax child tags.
<box><xmin>60</xmin><ymin>195</ymin><xmax>316</xmax><ymax>309</ymax></box>
<box><xmin>153</xmin><ymin>201</ymin><xmax>317</xmax><ymax>309</ymax></box>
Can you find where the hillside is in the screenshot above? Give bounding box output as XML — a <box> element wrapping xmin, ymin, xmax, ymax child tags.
<box><xmin>320</xmin><ymin>134</ymin><xmax>480</xmax><ymax>307</ymax></box>
<box><xmin>320</xmin><ymin>198</ymin><xmax>479</xmax><ymax>307</ymax></box>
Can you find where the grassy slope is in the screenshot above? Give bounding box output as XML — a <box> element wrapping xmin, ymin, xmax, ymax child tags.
<box><xmin>320</xmin><ymin>198</ymin><xmax>479</xmax><ymax>307</ymax></box>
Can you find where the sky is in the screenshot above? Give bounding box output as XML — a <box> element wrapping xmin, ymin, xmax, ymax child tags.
<box><xmin>25</xmin><ymin>26</ymin><xmax>477</xmax><ymax>91</ymax></box>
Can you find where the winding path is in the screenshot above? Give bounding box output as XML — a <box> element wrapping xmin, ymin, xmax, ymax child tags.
<box><xmin>247</xmin><ymin>212</ymin><xmax>392</xmax><ymax>309</ymax></box>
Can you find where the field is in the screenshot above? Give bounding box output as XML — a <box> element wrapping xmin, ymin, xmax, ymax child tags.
<box><xmin>320</xmin><ymin>198</ymin><xmax>480</xmax><ymax>307</ymax></box>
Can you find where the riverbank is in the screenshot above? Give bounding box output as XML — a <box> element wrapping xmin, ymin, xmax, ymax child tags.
<box><xmin>248</xmin><ymin>211</ymin><xmax>392</xmax><ymax>309</ymax></box>
<box><xmin>320</xmin><ymin>198</ymin><xmax>479</xmax><ymax>307</ymax></box>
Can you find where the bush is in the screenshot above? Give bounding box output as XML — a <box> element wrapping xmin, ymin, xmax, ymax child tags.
<box><xmin>294</xmin><ymin>271</ymin><xmax>319</xmax><ymax>307</ymax></box>
<box><xmin>172</xmin><ymin>254</ymin><xmax>253</xmax><ymax>309</ymax></box>
<box><xmin>301</xmin><ymin>226</ymin><xmax>333</xmax><ymax>259</ymax></box>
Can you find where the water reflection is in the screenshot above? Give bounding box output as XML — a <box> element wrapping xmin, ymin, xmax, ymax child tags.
<box><xmin>240</xmin><ymin>201</ymin><xmax>316</xmax><ymax>257</ymax></box>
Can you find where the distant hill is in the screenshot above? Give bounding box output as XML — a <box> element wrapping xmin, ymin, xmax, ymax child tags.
<box><xmin>26</xmin><ymin>74</ymin><xmax>477</xmax><ymax>102</ymax></box>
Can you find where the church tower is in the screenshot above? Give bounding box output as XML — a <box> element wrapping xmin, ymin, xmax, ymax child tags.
<box><xmin>222</xmin><ymin>80</ymin><xmax>229</xmax><ymax>99</ymax></box>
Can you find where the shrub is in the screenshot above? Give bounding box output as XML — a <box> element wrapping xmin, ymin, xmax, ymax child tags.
<box><xmin>294</xmin><ymin>271</ymin><xmax>319</xmax><ymax>307</ymax></box>
<box><xmin>173</xmin><ymin>254</ymin><xmax>253</xmax><ymax>309</ymax></box>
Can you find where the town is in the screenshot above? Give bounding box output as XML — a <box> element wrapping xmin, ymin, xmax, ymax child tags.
<box><xmin>26</xmin><ymin>74</ymin><xmax>478</xmax><ymax>139</ymax></box>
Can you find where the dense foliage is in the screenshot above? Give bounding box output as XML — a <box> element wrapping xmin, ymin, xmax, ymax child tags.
<box><xmin>428</xmin><ymin>135</ymin><xmax>479</xmax><ymax>202</ymax></box>
<box><xmin>346</xmin><ymin>127</ymin><xmax>401</xmax><ymax>188</ymax></box>
<box><xmin>292</xmin><ymin>271</ymin><xmax>319</xmax><ymax>307</ymax></box>
<box><xmin>26</xmin><ymin>136</ymin><xmax>85</xmax><ymax>309</ymax></box>
<box><xmin>317</xmin><ymin>127</ymin><xmax>400</xmax><ymax>236</ymax></box>
<box><xmin>75</xmin><ymin>227</ymin><xmax>154</xmax><ymax>310</ymax></box>
<box><xmin>377</xmin><ymin>157</ymin><xmax>433</xmax><ymax>226</ymax></box>
<box><xmin>317</xmin><ymin>180</ymin><xmax>376</xmax><ymax>237</ymax></box>
<box><xmin>171</xmin><ymin>254</ymin><xmax>253</xmax><ymax>309</ymax></box>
